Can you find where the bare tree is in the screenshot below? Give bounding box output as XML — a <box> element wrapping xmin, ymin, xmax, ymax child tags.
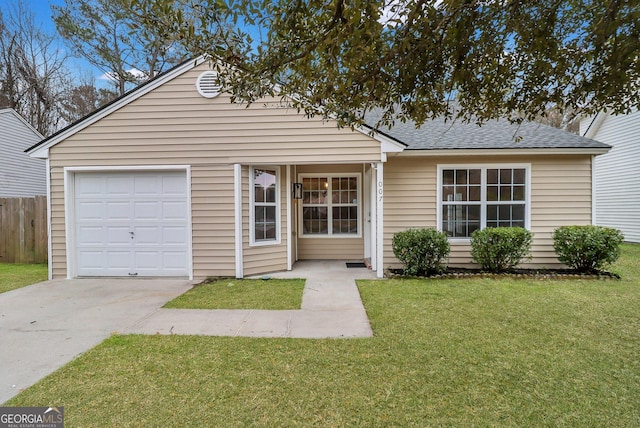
<box><xmin>0</xmin><ymin>1</ymin><xmax>74</xmax><ymax>136</ymax></box>
<box><xmin>59</xmin><ymin>73</ymin><xmax>119</xmax><ymax>123</ymax></box>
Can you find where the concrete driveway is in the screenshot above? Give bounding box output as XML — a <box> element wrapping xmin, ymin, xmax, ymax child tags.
<box><xmin>0</xmin><ymin>278</ymin><xmax>192</xmax><ymax>404</ymax></box>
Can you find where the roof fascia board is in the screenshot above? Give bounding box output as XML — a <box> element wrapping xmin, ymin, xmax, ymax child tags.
<box><xmin>355</xmin><ymin>125</ymin><xmax>406</xmax><ymax>162</ymax></box>
<box><xmin>28</xmin><ymin>56</ymin><xmax>209</xmax><ymax>159</ymax></box>
<box><xmin>582</xmin><ymin>112</ymin><xmax>608</xmax><ymax>139</ymax></box>
<box><xmin>356</xmin><ymin>126</ymin><xmax>406</xmax><ymax>151</ymax></box>
<box><xmin>398</xmin><ymin>147</ymin><xmax>611</xmax><ymax>157</ymax></box>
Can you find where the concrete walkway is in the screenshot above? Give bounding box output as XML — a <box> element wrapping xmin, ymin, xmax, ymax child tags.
<box><xmin>1</xmin><ymin>261</ymin><xmax>375</xmax><ymax>403</ymax></box>
<box><xmin>127</xmin><ymin>261</ymin><xmax>376</xmax><ymax>338</ymax></box>
<box><xmin>0</xmin><ymin>278</ymin><xmax>192</xmax><ymax>404</ymax></box>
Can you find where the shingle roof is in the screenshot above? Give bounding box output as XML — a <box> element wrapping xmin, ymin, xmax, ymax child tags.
<box><xmin>364</xmin><ymin>111</ymin><xmax>610</xmax><ymax>150</ymax></box>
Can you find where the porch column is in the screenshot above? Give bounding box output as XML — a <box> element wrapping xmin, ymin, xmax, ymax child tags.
<box><xmin>369</xmin><ymin>166</ymin><xmax>377</xmax><ymax>270</ymax></box>
<box><xmin>286</xmin><ymin>164</ymin><xmax>293</xmax><ymax>270</ymax></box>
<box><xmin>375</xmin><ymin>162</ymin><xmax>384</xmax><ymax>278</ymax></box>
<box><xmin>234</xmin><ymin>164</ymin><xmax>243</xmax><ymax>278</ymax></box>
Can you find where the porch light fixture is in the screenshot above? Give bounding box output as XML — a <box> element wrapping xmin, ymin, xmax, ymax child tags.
<box><xmin>292</xmin><ymin>182</ymin><xmax>303</xmax><ymax>199</ymax></box>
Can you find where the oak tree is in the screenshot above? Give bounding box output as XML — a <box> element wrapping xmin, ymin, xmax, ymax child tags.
<box><xmin>132</xmin><ymin>0</ymin><xmax>640</xmax><ymax>128</ymax></box>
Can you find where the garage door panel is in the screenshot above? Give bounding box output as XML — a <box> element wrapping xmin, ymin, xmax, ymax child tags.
<box><xmin>77</xmin><ymin>226</ymin><xmax>105</xmax><ymax>245</ymax></box>
<box><xmin>74</xmin><ymin>171</ymin><xmax>189</xmax><ymax>277</ymax></box>
<box><xmin>163</xmin><ymin>252</ymin><xmax>189</xmax><ymax>269</ymax></box>
<box><xmin>77</xmin><ymin>251</ymin><xmax>105</xmax><ymax>269</ymax></box>
<box><xmin>106</xmin><ymin>201</ymin><xmax>132</xmax><ymax>220</ymax></box>
<box><xmin>134</xmin><ymin>226</ymin><xmax>161</xmax><ymax>245</ymax></box>
<box><xmin>106</xmin><ymin>176</ymin><xmax>132</xmax><ymax>196</ymax></box>
<box><xmin>162</xmin><ymin>175</ymin><xmax>188</xmax><ymax>195</ymax></box>
<box><xmin>134</xmin><ymin>201</ymin><xmax>161</xmax><ymax>220</ymax></box>
<box><xmin>107</xmin><ymin>251</ymin><xmax>131</xmax><ymax>266</ymax></box>
<box><xmin>106</xmin><ymin>251</ymin><xmax>133</xmax><ymax>276</ymax></box>
<box><xmin>163</xmin><ymin>226</ymin><xmax>188</xmax><ymax>245</ymax></box>
<box><xmin>76</xmin><ymin>176</ymin><xmax>104</xmax><ymax>196</ymax></box>
<box><xmin>135</xmin><ymin>251</ymin><xmax>162</xmax><ymax>269</ymax></box>
<box><xmin>77</xmin><ymin>201</ymin><xmax>105</xmax><ymax>220</ymax></box>
<box><xmin>133</xmin><ymin>175</ymin><xmax>159</xmax><ymax>195</ymax></box>
<box><xmin>162</xmin><ymin>201</ymin><xmax>188</xmax><ymax>220</ymax></box>
<box><xmin>105</xmin><ymin>226</ymin><xmax>131</xmax><ymax>245</ymax></box>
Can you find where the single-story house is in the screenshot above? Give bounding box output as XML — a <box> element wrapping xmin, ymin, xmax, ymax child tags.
<box><xmin>0</xmin><ymin>108</ymin><xmax>46</xmax><ymax>197</ymax></box>
<box><xmin>27</xmin><ymin>58</ymin><xmax>610</xmax><ymax>280</ymax></box>
<box><xmin>580</xmin><ymin>110</ymin><xmax>640</xmax><ymax>243</ymax></box>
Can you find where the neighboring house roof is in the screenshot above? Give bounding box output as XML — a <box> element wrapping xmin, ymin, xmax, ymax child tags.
<box><xmin>364</xmin><ymin>110</ymin><xmax>610</xmax><ymax>151</ymax></box>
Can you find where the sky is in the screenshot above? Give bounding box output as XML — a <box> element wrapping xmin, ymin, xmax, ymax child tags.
<box><xmin>0</xmin><ymin>0</ymin><xmax>119</xmax><ymax>87</ymax></box>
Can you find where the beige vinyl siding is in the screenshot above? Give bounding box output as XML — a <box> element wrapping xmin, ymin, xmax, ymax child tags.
<box><xmin>528</xmin><ymin>155</ymin><xmax>593</xmax><ymax>266</ymax></box>
<box><xmin>297</xmin><ymin>238</ymin><xmax>363</xmax><ymax>260</ymax></box>
<box><xmin>47</xmin><ymin>63</ymin><xmax>380</xmax><ymax>279</ymax></box>
<box><xmin>191</xmin><ymin>165</ymin><xmax>236</xmax><ymax>278</ymax></box>
<box><xmin>49</xmin><ymin>166</ymin><xmax>66</xmax><ymax>277</ymax></box>
<box><xmin>296</xmin><ymin>164</ymin><xmax>365</xmax><ymax>260</ymax></box>
<box><xmin>242</xmin><ymin>165</ymin><xmax>288</xmax><ymax>276</ymax></box>
<box><xmin>383</xmin><ymin>155</ymin><xmax>593</xmax><ymax>269</ymax></box>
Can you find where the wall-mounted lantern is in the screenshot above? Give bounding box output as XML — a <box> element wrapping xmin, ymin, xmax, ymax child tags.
<box><xmin>292</xmin><ymin>182</ymin><xmax>303</xmax><ymax>199</ymax></box>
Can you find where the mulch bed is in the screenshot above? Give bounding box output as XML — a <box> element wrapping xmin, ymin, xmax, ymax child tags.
<box><xmin>386</xmin><ymin>267</ymin><xmax>620</xmax><ymax>280</ymax></box>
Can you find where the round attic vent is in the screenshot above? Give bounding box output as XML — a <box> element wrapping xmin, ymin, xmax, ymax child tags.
<box><xmin>196</xmin><ymin>71</ymin><xmax>221</xmax><ymax>98</ymax></box>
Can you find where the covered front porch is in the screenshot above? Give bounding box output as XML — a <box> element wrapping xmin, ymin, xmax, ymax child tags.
<box><xmin>234</xmin><ymin>161</ymin><xmax>387</xmax><ymax>279</ymax></box>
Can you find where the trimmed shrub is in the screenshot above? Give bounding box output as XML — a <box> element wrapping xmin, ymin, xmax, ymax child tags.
<box><xmin>471</xmin><ymin>227</ymin><xmax>533</xmax><ymax>272</ymax></box>
<box><xmin>392</xmin><ymin>228</ymin><xmax>450</xmax><ymax>276</ymax></box>
<box><xmin>553</xmin><ymin>225</ymin><xmax>624</xmax><ymax>272</ymax></box>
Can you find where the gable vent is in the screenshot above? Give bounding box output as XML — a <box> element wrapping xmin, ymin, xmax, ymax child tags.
<box><xmin>196</xmin><ymin>71</ymin><xmax>221</xmax><ymax>98</ymax></box>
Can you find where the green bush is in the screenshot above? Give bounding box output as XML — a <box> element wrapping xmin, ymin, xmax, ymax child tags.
<box><xmin>392</xmin><ymin>228</ymin><xmax>450</xmax><ymax>276</ymax></box>
<box><xmin>553</xmin><ymin>225</ymin><xmax>624</xmax><ymax>272</ymax></box>
<box><xmin>471</xmin><ymin>227</ymin><xmax>533</xmax><ymax>272</ymax></box>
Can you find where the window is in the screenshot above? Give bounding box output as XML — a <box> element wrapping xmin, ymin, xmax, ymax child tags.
<box><xmin>301</xmin><ymin>175</ymin><xmax>360</xmax><ymax>236</ymax></box>
<box><xmin>250</xmin><ymin>167</ymin><xmax>280</xmax><ymax>245</ymax></box>
<box><xmin>439</xmin><ymin>165</ymin><xmax>529</xmax><ymax>238</ymax></box>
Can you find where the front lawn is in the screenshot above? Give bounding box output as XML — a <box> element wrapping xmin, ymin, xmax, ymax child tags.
<box><xmin>163</xmin><ymin>278</ymin><xmax>305</xmax><ymax>310</ymax></box>
<box><xmin>0</xmin><ymin>263</ymin><xmax>48</xmax><ymax>294</ymax></box>
<box><xmin>7</xmin><ymin>245</ymin><xmax>640</xmax><ymax>426</ymax></box>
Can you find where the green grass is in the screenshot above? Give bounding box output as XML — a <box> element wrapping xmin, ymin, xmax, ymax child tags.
<box><xmin>0</xmin><ymin>263</ymin><xmax>48</xmax><ymax>294</ymax></box>
<box><xmin>163</xmin><ymin>278</ymin><xmax>305</xmax><ymax>310</ymax></box>
<box><xmin>7</xmin><ymin>244</ymin><xmax>640</xmax><ymax>426</ymax></box>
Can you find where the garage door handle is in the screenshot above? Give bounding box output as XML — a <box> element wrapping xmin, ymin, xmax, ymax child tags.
<box><xmin>129</xmin><ymin>272</ymin><xmax>138</xmax><ymax>276</ymax></box>
<box><xmin>129</xmin><ymin>231</ymin><xmax>135</xmax><ymax>239</ymax></box>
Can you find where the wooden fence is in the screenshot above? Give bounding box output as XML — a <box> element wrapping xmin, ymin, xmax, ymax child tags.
<box><xmin>0</xmin><ymin>196</ymin><xmax>47</xmax><ymax>263</ymax></box>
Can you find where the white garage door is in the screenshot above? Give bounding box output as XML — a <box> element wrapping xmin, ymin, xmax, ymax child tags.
<box><xmin>74</xmin><ymin>171</ymin><xmax>190</xmax><ymax>277</ymax></box>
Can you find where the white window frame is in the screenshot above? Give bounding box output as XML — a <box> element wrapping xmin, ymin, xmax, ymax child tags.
<box><xmin>250</xmin><ymin>166</ymin><xmax>281</xmax><ymax>246</ymax></box>
<box><xmin>298</xmin><ymin>173</ymin><xmax>362</xmax><ymax>238</ymax></box>
<box><xmin>437</xmin><ymin>163</ymin><xmax>531</xmax><ymax>241</ymax></box>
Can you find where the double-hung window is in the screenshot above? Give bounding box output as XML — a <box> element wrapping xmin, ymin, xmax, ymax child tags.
<box><xmin>439</xmin><ymin>165</ymin><xmax>529</xmax><ymax>238</ymax></box>
<box><xmin>301</xmin><ymin>175</ymin><xmax>360</xmax><ymax>236</ymax></box>
<box><xmin>250</xmin><ymin>166</ymin><xmax>280</xmax><ymax>245</ymax></box>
